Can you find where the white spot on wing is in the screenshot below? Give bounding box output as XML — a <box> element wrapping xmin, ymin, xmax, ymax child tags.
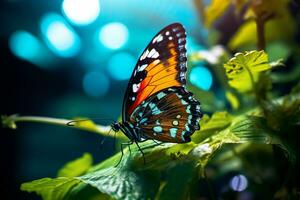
<box><xmin>147</xmin><ymin>48</ymin><xmax>157</xmax><ymax>58</ymax></box>
<box><xmin>138</xmin><ymin>64</ymin><xmax>148</xmax><ymax>72</ymax></box>
<box><xmin>152</xmin><ymin>52</ymin><xmax>159</xmax><ymax>58</ymax></box>
<box><xmin>169</xmin><ymin>36</ymin><xmax>173</xmax><ymax>40</ymax></box>
<box><xmin>140</xmin><ymin>49</ymin><xmax>149</xmax><ymax>61</ymax></box>
<box><xmin>132</xmin><ymin>83</ymin><xmax>141</xmax><ymax>93</ymax></box>
<box><xmin>152</xmin><ymin>34</ymin><xmax>163</xmax><ymax>43</ymax></box>
<box><xmin>166</xmin><ymin>31</ymin><xmax>170</xmax><ymax>36</ymax></box>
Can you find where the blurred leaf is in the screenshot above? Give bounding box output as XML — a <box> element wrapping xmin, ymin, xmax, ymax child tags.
<box><xmin>244</xmin><ymin>0</ymin><xmax>289</xmax><ymax>20</ymax></box>
<box><xmin>57</xmin><ymin>153</ymin><xmax>93</xmax><ymax>178</ymax></box>
<box><xmin>229</xmin><ymin>14</ymin><xmax>296</xmax><ymax>50</ymax></box>
<box><xmin>224</xmin><ymin>50</ymin><xmax>274</xmax><ymax>93</ymax></box>
<box><xmin>262</xmin><ymin>91</ymin><xmax>300</xmax><ymax>131</ymax></box>
<box><xmin>271</xmin><ymin>65</ymin><xmax>300</xmax><ymax>83</ymax></box>
<box><xmin>1</xmin><ymin>114</ymin><xmax>18</xmax><ymax>129</ymax></box>
<box><xmin>266</xmin><ymin>42</ymin><xmax>291</xmax><ymax>62</ymax></box>
<box><xmin>187</xmin><ymin>84</ymin><xmax>224</xmax><ymax>112</ymax></box>
<box><xmin>204</xmin><ymin>0</ymin><xmax>231</xmax><ymax>27</ymax></box>
<box><xmin>189</xmin><ymin>45</ymin><xmax>228</xmax><ymax>65</ymax></box>
<box><xmin>21</xmin><ymin>178</ymin><xmax>80</xmax><ymax>200</ymax></box>
<box><xmin>225</xmin><ymin>91</ymin><xmax>240</xmax><ymax>109</ymax></box>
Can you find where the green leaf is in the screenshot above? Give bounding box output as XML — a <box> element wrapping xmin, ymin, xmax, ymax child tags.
<box><xmin>192</xmin><ymin>111</ymin><xmax>233</xmax><ymax>143</ymax></box>
<box><xmin>77</xmin><ymin>141</ymin><xmax>199</xmax><ymax>200</ymax></box>
<box><xmin>191</xmin><ymin>127</ymin><xmax>240</xmax><ymax>176</ymax></box>
<box><xmin>230</xmin><ymin>116</ymin><xmax>273</xmax><ymax>143</ymax></box>
<box><xmin>21</xmin><ymin>177</ymin><xmax>81</xmax><ymax>200</ymax></box>
<box><xmin>57</xmin><ymin>153</ymin><xmax>93</xmax><ymax>177</ymax></box>
<box><xmin>224</xmin><ymin>50</ymin><xmax>273</xmax><ymax>93</ymax></box>
<box><xmin>230</xmin><ymin>115</ymin><xmax>295</xmax><ymax>162</ymax></box>
<box><xmin>77</xmin><ymin>142</ymin><xmax>164</xmax><ymax>200</ymax></box>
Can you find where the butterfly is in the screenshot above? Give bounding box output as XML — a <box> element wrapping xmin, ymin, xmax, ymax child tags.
<box><xmin>111</xmin><ymin>23</ymin><xmax>202</xmax><ymax>160</ymax></box>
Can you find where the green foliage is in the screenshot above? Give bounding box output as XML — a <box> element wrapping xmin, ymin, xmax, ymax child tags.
<box><xmin>21</xmin><ymin>178</ymin><xmax>81</xmax><ymax>200</ymax></box>
<box><xmin>57</xmin><ymin>153</ymin><xmax>93</xmax><ymax>178</ymax></box>
<box><xmin>223</xmin><ymin>50</ymin><xmax>273</xmax><ymax>93</ymax></box>
<box><xmin>3</xmin><ymin>1</ymin><xmax>300</xmax><ymax>199</ymax></box>
<box><xmin>6</xmin><ymin>48</ymin><xmax>299</xmax><ymax>199</ymax></box>
<box><xmin>19</xmin><ymin>94</ymin><xmax>300</xmax><ymax>199</ymax></box>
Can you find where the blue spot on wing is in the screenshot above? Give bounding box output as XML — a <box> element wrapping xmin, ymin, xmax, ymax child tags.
<box><xmin>170</xmin><ymin>128</ymin><xmax>178</xmax><ymax>138</ymax></box>
<box><xmin>153</xmin><ymin>126</ymin><xmax>163</xmax><ymax>133</ymax></box>
<box><xmin>157</xmin><ymin>92</ymin><xmax>166</xmax><ymax>100</ymax></box>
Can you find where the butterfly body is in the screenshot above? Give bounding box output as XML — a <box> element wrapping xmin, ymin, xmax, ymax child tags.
<box><xmin>112</xmin><ymin>23</ymin><xmax>202</xmax><ymax>145</ymax></box>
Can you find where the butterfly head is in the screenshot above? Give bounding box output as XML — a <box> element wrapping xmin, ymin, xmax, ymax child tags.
<box><xmin>111</xmin><ymin>121</ymin><xmax>142</xmax><ymax>142</ymax></box>
<box><xmin>111</xmin><ymin>122</ymin><xmax>122</xmax><ymax>132</ymax></box>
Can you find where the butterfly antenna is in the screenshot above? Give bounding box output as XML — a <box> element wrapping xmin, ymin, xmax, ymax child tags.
<box><xmin>66</xmin><ymin>118</ymin><xmax>115</xmax><ymax>126</ymax></box>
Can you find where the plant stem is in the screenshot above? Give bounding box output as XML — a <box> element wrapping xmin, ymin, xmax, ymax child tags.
<box><xmin>256</xmin><ymin>18</ymin><xmax>266</xmax><ymax>50</ymax></box>
<box><xmin>2</xmin><ymin>115</ymin><xmax>118</xmax><ymax>138</ymax></box>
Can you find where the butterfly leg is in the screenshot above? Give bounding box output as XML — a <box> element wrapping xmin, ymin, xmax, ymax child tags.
<box><xmin>115</xmin><ymin>141</ymin><xmax>133</xmax><ymax>167</ymax></box>
<box><xmin>152</xmin><ymin>139</ymin><xmax>164</xmax><ymax>146</ymax></box>
<box><xmin>134</xmin><ymin>141</ymin><xmax>146</xmax><ymax>164</ymax></box>
<box><xmin>99</xmin><ymin>127</ymin><xmax>113</xmax><ymax>149</ymax></box>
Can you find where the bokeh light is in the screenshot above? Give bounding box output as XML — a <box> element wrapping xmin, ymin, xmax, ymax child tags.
<box><xmin>230</xmin><ymin>174</ymin><xmax>248</xmax><ymax>192</ymax></box>
<box><xmin>40</xmin><ymin>13</ymin><xmax>81</xmax><ymax>57</ymax></box>
<box><xmin>189</xmin><ymin>65</ymin><xmax>213</xmax><ymax>91</ymax></box>
<box><xmin>99</xmin><ymin>22</ymin><xmax>129</xmax><ymax>49</ymax></box>
<box><xmin>9</xmin><ymin>31</ymin><xmax>41</xmax><ymax>60</ymax></box>
<box><xmin>9</xmin><ymin>30</ymin><xmax>51</xmax><ymax>67</ymax></box>
<box><xmin>62</xmin><ymin>0</ymin><xmax>100</xmax><ymax>26</ymax></box>
<box><xmin>83</xmin><ymin>71</ymin><xmax>110</xmax><ymax>97</ymax></box>
<box><xmin>107</xmin><ymin>52</ymin><xmax>136</xmax><ymax>80</ymax></box>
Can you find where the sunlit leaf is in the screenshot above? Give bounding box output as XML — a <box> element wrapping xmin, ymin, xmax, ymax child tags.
<box><xmin>192</xmin><ymin>111</ymin><xmax>233</xmax><ymax>143</ymax></box>
<box><xmin>224</xmin><ymin>50</ymin><xmax>274</xmax><ymax>93</ymax></box>
<box><xmin>21</xmin><ymin>177</ymin><xmax>81</xmax><ymax>200</ymax></box>
<box><xmin>57</xmin><ymin>153</ymin><xmax>93</xmax><ymax>177</ymax></box>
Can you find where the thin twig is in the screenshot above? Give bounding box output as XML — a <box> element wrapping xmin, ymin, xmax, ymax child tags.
<box><xmin>1</xmin><ymin>115</ymin><xmax>124</xmax><ymax>138</ymax></box>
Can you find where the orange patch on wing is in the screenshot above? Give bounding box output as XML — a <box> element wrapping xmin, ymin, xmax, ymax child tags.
<box><xmin>146</xmin><ymin>59</ymin><xmax>160</xmax><ymax>71</ymax></box>
<box><xmin>128</xmin><ymin>85</ymin><xmax>155</xmax><ymax>114</ymax></box>
<box><xmin>151</xmin><ymin>73</ymin><xmax>178</xmax><ymax>85</ymax></box>
<box><xmin>127</xmin><ymin>42</ymin><xmax>183</xmax><ymax>115</ymax></box>
<box><xmin>139</xmin><ymin>76</ymin><xmax>152</xmax><ymax>91</ymax></box>
<box><xmin>151</xmin><ymin>81</ymin><xmax>180</xmax><ymax>93</ymax></box>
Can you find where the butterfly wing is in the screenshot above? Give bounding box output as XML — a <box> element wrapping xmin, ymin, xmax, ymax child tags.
<box><xmin>122</xmin><ymin>23</ymin><xmax>187</xmax><ymax>121</ymax></box>
<box><xmin>130</xmin><ymin>87</ymin><xmax>202</xmax><ymax>143</ymax></box>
